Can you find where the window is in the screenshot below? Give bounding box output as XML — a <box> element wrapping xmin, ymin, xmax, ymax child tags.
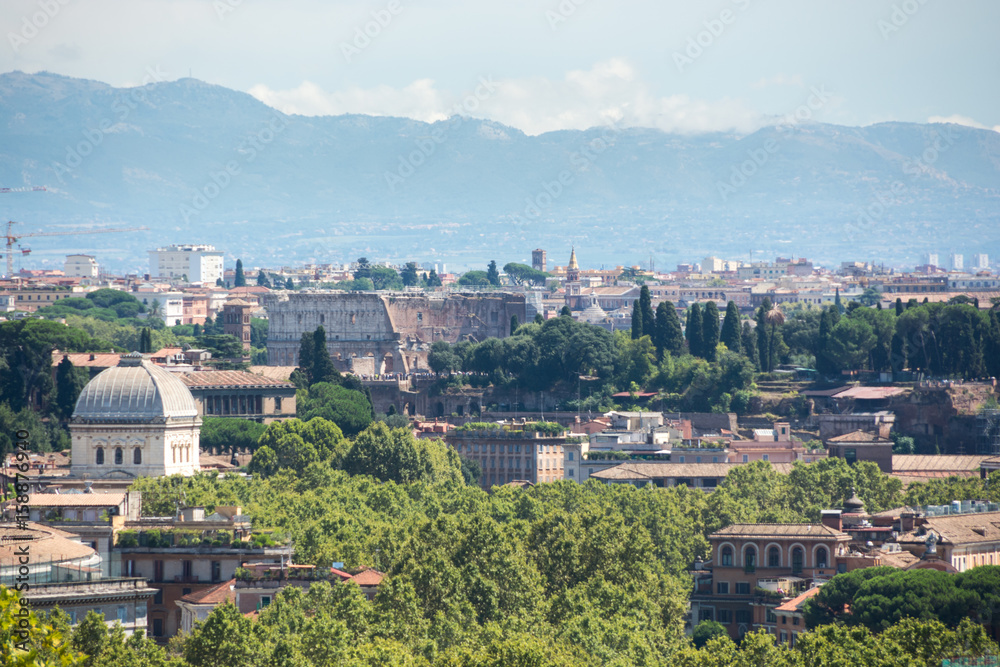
<box><xmin>699</xmin><ymin>609</ymin><xmax>714</xmax><ymax>622</ymax></box>
<box><xmin>261</xmin><ymin>596</ymin><xmax>271</xmax><ymax>608</ymax></box>
<box><xmin>133</xmin><ymin>448</ymin><xmax>142</xmax><ymax>465</ymax></box>
<box><xmin>153</xmin><ymin>560</ymin><xmax>164</xmax><ymax>582</ymax></box>
<box><xmin>793</xmin><ymin>617</ymin><xmax>800</xmax><ymax>626</ymax></box>
<box><xmin>816</xmin><ymin>546</ymin><xmax>828</xmax><ymax>569</ymax></box>
<box><xmin>568</xmin><ymin>469</ymin><xmax>574</xmax><ymax>477</ymax></box>
<box><xmin>95</xmin><ymin>448</ymin><xmax>104</xmax><ymax>465</ymax></box>
<box><xmin>717</xmin><ymin>609</ymin><xmax>732</xmax><ymax>623</ymax></box>
<box><xmin>735</xmin><ymin>582</ymin><xmax>751</xmax><ymax>595</ymax></box>
<box><xmin>762</xmin><ymin>454</ymin><xmax>769</xmax><ymax>462</ymax></box>
<box><xmin>136</xmin><ymin>603</ymin><xmax>146</xmax><ymax>619</ymax></box>
<box><xmin>716</xmin><ymin>582</ymin><xmax>729</xmax><ymax>594</ymax></box>
<box><xmin>768</xmin><ymin>546</ymin><xmax>781</xmax><ymax>568</ymax></box>
<box><xmin>678</xmin><ymin>456</ymin><xmax>685</xmax><ymax>463</ymax></box>
<box><xmin>114</xmin><ymin>448</ymin><xmax>123</xmax><ymax>465</ymax></box>
<box><xmin>744</xmin><ymin>546</ymin><xmax>757</xmax><ymax>572</ymax></box>
<box><xmin>742</xmin><ymin>454</ymin><xmax>749</xmax><ymax>463</ymax></box>
<box><xmin>183</xmin><ymin>560</ymin><xmax>193</xmax><ymax>580</ymax></box>
<box><xmin>735</xmin><ymin>610</ymin><xmax>751</xmax><ymax>624</ymax></box>
<box><xmin>153</xmin><ymin>589</ymin><xmax>163</xmax><ymax>605</ymax></box>
<box><xmin>275</xmin><ymin>397</ymin><xmax>282</xmax><ymax>412</ymax></box>
<box><xmin>845</xmin><ymin>448</ymin><xmax>857</xmax><ymax>465</ymax></box>
<box><xmin>792</xmin><ymin>547</ymin><xmax>804</xmax><ymax>573</ymax></box>
<box><xmin>152</xmin><ymin>619</ymin><xmax>163</xmax><ymax>637</ymax></box>
<box><xmin>721</xmin><ymin>546</ymin><xmax>733</xmax><ymax>566</ymax></box>
<box><xmin>567</xmin><ymin>452</ymin><xmax>574</xmax><ymax>461</ymax></box>
<box><xmin>766</xmin><ymin>608</ymin><xmax>777</xmax><ymax>623</ymax></box>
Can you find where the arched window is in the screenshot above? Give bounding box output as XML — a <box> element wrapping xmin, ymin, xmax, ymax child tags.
<box><xmin>95</xmin><ymin>448</ymin><xmax>104</xmax><ymax>465</ymax></box>
<box><xmin>721</xmin><ymin>546</ymin><xmax>733</xmax><ymax>566</ymax></box>
<box><xmin>816</xmin><ymin>546</ymin><xmax>828</xmax><ymax>569</ymax></box>
<box><xmin>744</xmin><ymin>546</ymin><xmax>757</xmax><ymax>572</ymax></box>
<box><xmin>133</xmin><ymin>448</ymin><xmax>142</xmax><ymax>465</ymax></box>
<box><xmin>768</xmin><ymin>546</ymin><xmax>781</xmax><ymax>568</ymax></box>
<box><xmin>114</xmin><ymin>448</ymin><xmax>123</xmax><ymax>465</ymax></box>
<box><xmin>792</xmin><ymin>547</ymin><xmax>804</xmax><ymax>573</ymax></box>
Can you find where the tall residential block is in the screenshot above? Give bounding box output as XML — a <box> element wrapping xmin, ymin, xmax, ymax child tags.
<box><xmin>148</xmin><ymin>244</ymin><xmax>224</xmax><ymax>284</ymax></box>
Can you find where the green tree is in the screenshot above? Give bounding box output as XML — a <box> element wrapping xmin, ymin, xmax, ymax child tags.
<box><xmin>741</xmin><ymin>321</ymin><xmax>759</xmax><ymax>369</ymax></box>
<box><xmin>54</xmin><ymin>356</ymin><xmax>88</xmax><ymax>420</ymax></box>
<box><xmin>630</xmin><ymin>299</ymin><xmax>642</xmax><ymax>339</ymax></box>
<box><xmin>686</xmin><ymin>303</ymin><xmax>704</xmax><ymax>358</ymax></box>
<box><xmin>560</xmin><ymin>305</ymin><xmax>572</xmax><ymax>317</ymax></box>
<box><xmin>353</xmin><ymin>257</ymin><xmax>372</xmax><ymax>281</ymax></box>
<box><xmin>639</xmin><ymin>285</ymin><xmax>655</xmax><ymax>338</ymax></box>
<box><xmin>486</xmin><ymin>260</ymin><xmax>501</xmax><ymax>286</ymax></box>
<box><xmin>298</xmin><ymin>383</ymin><xmax>372</xmax><ymax>436</ymax></box>
<box><xmin>503</xmin><ymin>263</ymin><xmax>548</xmax><ymax>286</ymax></box>
<box><xmin>426</xmin><ymin>268</ymin><xmax>442</xmax><ymax>287</ymax></box>
<box><xmin>311</xmin><ymin>326</ymin><xmax>339</xmax><ymax>385</ymax></box>
<box><xmin>458</xmin><ymin>270</ymin><xmax>490</xmax><ymax>286</ymax></box>
<box><xmin>297</xmin><ymin>331</ymin><xmax>314</xmax><ymax>382</ymax></box>
<box><xmin>719</xmin><ymin>301</ymin><xmax>741</xmax><ymax>354</ymax></box>
<box><xmin>234</xmin><ymin>259</ymin><xmax>246</xmax><ymax>287</ymax></box>
<box><xmin>200</xmin><ymin>417</ymin><xmax>267</xmax><ymax>454</ymax></box>
<box><xmin>702</xmin><ymin>301</ymin><xmax>721</xmax><ymax>362</ymax></box>
<box><xmin>400</xmin><ymin>262</ymin><xmax>419</xmax><ymax>287</ymax></box>
<box><xmin>184</xmin><ymin>602</ymin><xmax>264</xmax><ymax>667</ymax></box>
<box><xmin>692</xmin><ymin>620</ymin><xmax>727</xmax><ymax>648</ymax></box>
<box><xmin>826</xmin><ymin>317</ymin><xmax>877</xmax><ymax>371</ymax></box>
<box><xmin>0</xmin><ymin>586</ymin><xmax>85</xmax><ymax>667</ymax></box>
<box><xmin>510</xmin><ymin>315</ymin><xmax>519</xmax><ymax>336</ymax></box>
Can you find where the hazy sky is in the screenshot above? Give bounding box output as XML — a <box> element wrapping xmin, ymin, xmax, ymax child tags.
<box><xmin>2</xmin><ymin>0</ymin><xmax>998</xmax><ymax>135</ymax></box>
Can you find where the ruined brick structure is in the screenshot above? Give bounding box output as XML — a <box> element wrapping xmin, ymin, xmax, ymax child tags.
<box><xmin>263</xmin><ymin>291</ymin><xmax>526</xmax><ymax>373</ymax></box>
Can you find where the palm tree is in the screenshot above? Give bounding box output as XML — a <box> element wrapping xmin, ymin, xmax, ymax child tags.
<box><xmin>765</xmin><ymin>303</ymin><xmax>785</xmax><ymax>372</ymax></box>
<box><xmin>148</xmin><ymin>298</ymin><xmax>163</xmax><ymax>320</ymax></box>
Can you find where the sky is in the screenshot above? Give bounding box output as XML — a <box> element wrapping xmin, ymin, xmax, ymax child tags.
<box><xmin>2</xmin><ymin>0</ymin><xmax>999</xmax><ymax>135</ymax></box>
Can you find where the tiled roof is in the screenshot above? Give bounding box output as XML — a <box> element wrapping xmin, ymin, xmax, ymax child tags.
<box><xmin>590</xmin><ymin>462</ymin><xmax>793</xmax><ymax>480</ymax></box>
<box><xmin>248</xmin><ymin>366</ymin><xmax>297</xmax><ymax>381</ymax></box>
<box><xmin>774</xmin><ymin>586</ymin><xmax>822</xmax><ymax>612</ymax></box>
<box><xmin>199</xmin><ymin>454</ymin><xmax>237</xmax><ymax>469</ymax></box>
<box><xmin>712</xmin><ymin>523</ymin><xmax>849</xmax><ymax>539</ymax></box>
<box><xmin>827</xmin><ymin>430</ymin><xmax>891</xmax><ymax>444</ymax></box>
<box><xmin>349</xmin><ymin>569</ymin><xmax>385</xmax><ymax>587</ymax></box>
<box><xmin>896</xmin><ymin>512</ymin><xmax>1000</xmax><ymax>546</ymax></box>
<box><xmin>16</xmin><ymin>493</ymin><xmax>126</xmax><ymax>507</ymax></box>
<box><xmin>224</xmin><ymin>298</ymin><xmax>253</xmax><ymax>306</ymax></box>
<box><xmin>869</xmin><ymin>505</ymin><xmax>920</xmax><ymax>518</ymax></box>
<box><xmin>330</xmin><ymin>568</ymin><xmax>352</xmax><ymax>581</ymax></box>
<box><xmin>53</xmin><ymin>352</ymin><xmax>122</xmax><ymax>367</ymax></box>
<box><xmin>0</xmin><ymin>523</ymin><xmax>95</xmax><ymax>562</ymax></box>
<box><xmin>180</xmin><ymin>580</ymin><xmax>235</xmax><ymax>605</ymax></box>
<box><xmin>74</xmin><ymin>358</ymin><xmax>198</xmax><ymax>420</ymax></box>
<box><xmin>878</xmin><ymin>549</ymin><xmax>920</xmax><ymax>569</ymax></box>
<box><xmin>891</xmin><ymin>455</ymin><xmax>989</xmax><ymax>472</ymax></box>
<box><xmin>178</xmin><ymin>371</ymin><xmax>294</xmax><ymax>388</ymax></box>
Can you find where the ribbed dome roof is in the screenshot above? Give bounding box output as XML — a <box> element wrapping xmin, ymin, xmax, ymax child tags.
<box><xmin>73</xmin><ymin>353</ymin><xmax>198</xmax><ymax>421</ymax></box>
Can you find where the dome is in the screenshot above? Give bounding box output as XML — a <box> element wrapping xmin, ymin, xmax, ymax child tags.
<box><xmin>73</xmin><ymin>353</ymin><xmax>199</xmax><ymax>422</ymax></box>
<box><xmin>580</xmin><ymin>295</ymin><xmax>607</xmax><ymax>323</ymax></box>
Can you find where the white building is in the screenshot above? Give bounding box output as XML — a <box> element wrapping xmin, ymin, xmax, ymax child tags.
<box><xmin>137</xmin><ymin>289</ymin><xmax>184</xmax><ymax>326</ymax></box>
<box><xmin>70</xmin><ymin>353</ymin><xmax>202</xmax><ymax>479</ymax></box>
<box><xmin>972</xmin><ymin>253</ymin><xmax>990</xmax><ymax>270</ymax></box>
<box><xmin>924</xmin><ymin>253</ymin><xmax>940</xmax><ymax>268</ymax></box>
<box><xmin>148</xmin><ymin>244</ymin><xmax>224</xmax><ymax>284</ymax></box>
<box><xmin>64</xmin><ymin>254</ymin><xmax>99</xmax><ymax>278</ymax></box>
<box><xmin>950</xmin><ymin>253</ymin><xmax>964</xmax><ymax>271</ymax></box>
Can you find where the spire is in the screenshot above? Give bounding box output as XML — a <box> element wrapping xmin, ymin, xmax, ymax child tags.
<box><xmin>568</xmin><ymin>246</ymin><xmax>578</xmax><ymax>270</ymax></box>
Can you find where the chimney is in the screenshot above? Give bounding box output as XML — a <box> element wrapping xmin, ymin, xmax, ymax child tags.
<box><xmin>821</xmin><ymin>509</ymin><xmax>842</xmax><ymax>532</ymax></box>
<box><xmin>900</xmin><ymin>512</ymin><xmax>917</xmax><ymax>532</ymax></box>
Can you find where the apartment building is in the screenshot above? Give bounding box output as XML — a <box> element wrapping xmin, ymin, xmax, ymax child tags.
<box><xmin>446</xmin><ymin>423</ymin><xmax>568</xmax><ymax>488</ymax></box>
<box><xmin>148</xmin><ymin>244</ymin><xmax>224</xmax><ymax>284</ymax></box>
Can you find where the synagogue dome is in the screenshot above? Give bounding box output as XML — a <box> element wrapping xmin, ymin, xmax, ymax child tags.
<box><xmin>73</xmin><ymin>353</ymin><xmax>198</xmax><ymax>422</ymax></box>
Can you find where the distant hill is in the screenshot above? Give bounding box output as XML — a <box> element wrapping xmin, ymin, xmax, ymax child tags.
<box><xmin>1</xmin><ymin>71</ymin><xmax>998</xmax><ymax>273</ymax></box>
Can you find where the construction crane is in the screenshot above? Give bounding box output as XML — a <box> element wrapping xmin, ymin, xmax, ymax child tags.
<box><xmin>3</xmin><ymin>220</ymin><xmax>149</xmax><ymax>279</ymax></box>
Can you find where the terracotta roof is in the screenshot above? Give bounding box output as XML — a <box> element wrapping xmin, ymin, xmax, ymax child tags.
<box><xmin>330</xmin><ymin>568</ymin><xmax>352</xmax><ymax>581</ymax></box>
<box><xmin>869</xmin><ymin>505</ymin><xmax>920</xmax><ymax>518</ymax></box>
<box><xmin>833</xmin><ymin>386</ymin><xmax>907</xmax><ymax>400</ymax></box>
<box><xmin>878</xmin><ymin>549</ymin><xmax>920</xmax><ymax>569</ymax></box>
<box><xmin>53</xmin><ymin>352</ymin><xmax>122</xmax><ymax>367</ymax></box>
<box><xmin>712</xmin><ymin>523</ymin><xmax>849</xmax><ymax>539</ymax></box>
<box><xmin>349</xmin><ymin>568</ymin><xmax>385</xmax><ymax>587</ymax></box>
<box><xmin>774</xmin><ymin>585</ymin><xmax>822</xmax><ymax>613</ymax></box>
<box><xmin>178</xmin><ymin>371</ymin><xmax>294</xmax><ymax>388</ymax></box>
<box><xmin>590</xmin><ymin>462</ymin><xmax>793</xmax><ymax>481</ymax></box>
<box><xmin>17</xmin><ymin>493</ymin><xmax>126</xmax><ymax>507</ymax></box>
<box><xmin>896</xmin><ymin>512</ymin><xmax>1000</xmax><ymax>546</ymax></box>
<box><xmin>248</xmin><ymin>366</ymin><xmax>297</xmax><ymax>381</ymax></box>
<box><xmin>180</xmin><ymin>579</ymin><xmax>236</xmax><ymax>604</ymax></box>
<box><xmin>891</xmin><ymin>455</ymin><xmax>989</xmax><ymax>472</ymax></box>
<box><xmin>827</xmin><ymin>430</ymin><xmax>892</xmax><ymax>444</ymax></box>
<box><xmin>0</xmin><ymin>522</ymin><xmax>95</xmax><ymax>562</ymax></box>
<box><xmin>199</xmin><ymin>454</ymin><xmax>237</xmax><ymax>469</ymax></box>
<box><xmin>224</xmin><ymin>298</ymin><xmax>253</xmax><ymax>306</ymax></box>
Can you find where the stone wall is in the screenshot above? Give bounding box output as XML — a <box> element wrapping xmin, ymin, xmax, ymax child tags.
<box><xmin>264</xmin><ymin>291</ymin><xmax>526</xmax><ymax>373</ymax></box>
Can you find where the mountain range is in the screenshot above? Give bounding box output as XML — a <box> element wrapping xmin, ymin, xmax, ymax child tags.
<box><xmin>1</xmin><ymin>70</ymin><xmax>999</xmax><ymax>274</ymax></box>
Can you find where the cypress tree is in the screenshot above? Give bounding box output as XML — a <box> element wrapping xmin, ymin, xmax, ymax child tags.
<box><xmin>534</xmin><ymin>312</ymin><xmax>544</xmax><ymax>324</ymax></box>
<box><xmin>55</xmin><ymin>356</ymin><xmax>87</xmax><ymax>420</ymax></box>
<box><xmin>702</xmin><ymin>301</ymin><xmax>721</xmax><ymax>362</ymax></box>
<box><xmin>234</xmin><ymin>259</ymin><xmax>246</xmax><ymax>287</ymax></box>
<box><xmin>510</xmin><ymin>315</ymin><xmax>519</xmax><ymax>336</ymax></box>
<box><xmin>560</xmin><ymin>305</ymin><xmax>572</xmax><ymax>317</ymax></box>
<box><xmin>285</xmin><ymin>277</ymin><xmax>294</xmax><ymax>290</ymax></box>
<box><xmin>657</xmin><ymin>300</ymin><xmax>684</xmax><ymax>358</ymax></box>
<box><xmin>486</xmin><ymin>260</ymin><xmax>500</xmax><ymax>287</ymax></box>
<box><xmin>835</xmin><ymin>287</ymin><xmax>844</xmax><ymax>314</ymax></box>
<box><xmin>741</xmin><ymin>321</ymin><xmax>759</xmax><ymax>369</ymax></box>
<box><xmin>297</xmin><ymin>331</ymin><xmax>315</xmax><ymax>382</ymax></box>
<box><xmin>312</xmin><ymin>326</ymin><xmax>338</xmax><ymax>384</ymax></box>
<box><xmin>686</xmin><ymin>303</ymin><xmax>704</xmax><ymax>357</ymax></box>
<box><xmin>756</xmin><ymin>298</ymin><xmax>771</xmax><ymax>371</ymax></box>
<box><xmin>639</xmin><ymin>285</ymin><xmax>655</xmax><ymax>337</ymax></box>
<box><xmin>720</xmin><ymin>301</ymin><xmax>742</xmax><ymax>354</ymax></box>
<box><xmin>816</xmin><ymin>308</ymin><xmax>835</xmax><ymax>375</ymax></box>
<box><xmin>895</xmin><ymin>298</ymin><xmax>904</xmax><ymax>316</ymax></box>
<box><xmin>631</xmin><ymin>300</ymin><xmax>642</xmax><ymax>339</ymax></box>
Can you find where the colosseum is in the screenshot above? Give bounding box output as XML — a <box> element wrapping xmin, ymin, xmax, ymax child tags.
<box><xmin>263</xmin><ymin>291</ymin><xmax>527</xmax><ymax>373</ymax></box>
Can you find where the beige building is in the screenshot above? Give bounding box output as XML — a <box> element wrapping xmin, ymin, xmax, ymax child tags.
<box><xmin>446</xmin><ymin>424</ymin><xmax>568</xmax><ymax>488</ymax></box>
<box><xmin>64</xmin><ymin>254</ymin><xmax>99</xmax><ymax>278</ymax></box>
<box><xmin>177</xmin><ymin>370</ymin><xmax>297</xmax><ymax>423</ymax></box>
<box><xmin>70</xmin><ymin>353</ymin><xmax>201</xmax><ymax>479</ymax></box>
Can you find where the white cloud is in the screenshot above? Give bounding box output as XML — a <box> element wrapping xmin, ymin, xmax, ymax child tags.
<box><xmin>248</xmin><ymin>59</ymin><xmax>768</xmax><ymax>135</ymax></box>
<box><xmin>927</xmin><ymin>114</ymin><xmax>1000</xmax><ymax>133</ymax></box>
